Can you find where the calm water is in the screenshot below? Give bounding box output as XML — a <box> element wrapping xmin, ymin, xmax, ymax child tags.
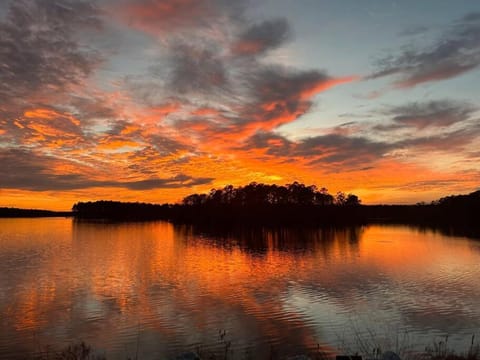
<box><xmin>0</xmin><ymin>218</ymin><xmax>479</xmax><ymax>359</ymax></box>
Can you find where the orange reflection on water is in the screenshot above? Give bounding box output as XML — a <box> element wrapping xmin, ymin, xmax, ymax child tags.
<box><xmin>359</xmin><ymin>225</ymin><xmax>479</xmax><ymax>274</ymax></box>
<box><xmin>1</xmin><ymin>219</ymin><xmax>480</xmax><ymax>359</ymax></box>
<box><xmin>0</xmin><ymin>218</ymin><xmax>72</xmax><ymax>333</ymax></box>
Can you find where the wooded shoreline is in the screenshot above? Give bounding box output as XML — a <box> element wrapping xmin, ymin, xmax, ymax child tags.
<box><xmin>2</xmin><ymin>184</ymin><xmax>479</xmax><ymax>232</ymax></box>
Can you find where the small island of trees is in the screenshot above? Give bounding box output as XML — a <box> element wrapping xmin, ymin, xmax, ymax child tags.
<box><xmin>72</xmin><ymin>182</ymin><xmax>362</xmax><ymax>225</ymax></box>
<box><xmin>181</xmin><ymin>182</ymin><xmax>360</xmax><ymax>207</ymax></box>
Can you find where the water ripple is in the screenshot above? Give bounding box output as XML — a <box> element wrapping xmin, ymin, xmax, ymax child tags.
<box><xmin>0</xmin><ymin>219</ymin><xmax>479</xmax><ymax>359</ymax></box>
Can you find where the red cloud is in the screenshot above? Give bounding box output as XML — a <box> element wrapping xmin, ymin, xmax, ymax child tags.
<box><xmin>115</xmin><ymin>0</ymin><xmax>219</xmax><ymax>36</ymax></box>
<box><xmin>232</xmin><ymin>40</ymin><xmax>264</xmax><ymax>56</ymax></box>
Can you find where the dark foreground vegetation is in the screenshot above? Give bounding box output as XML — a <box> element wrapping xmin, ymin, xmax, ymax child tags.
<box><xmin>71</xmin><ymin>182</ymin><xmax>480</xmax><ymax>230</ymax></box>
<box><xmin>28</xmin><ymin>335</ymin><xmax>480</xmax><ymax>360</ymax></box>
<box><xmin>0</xmin><ymin>207</ymin><xmax>72</xmax><ymax>218</ymax></box>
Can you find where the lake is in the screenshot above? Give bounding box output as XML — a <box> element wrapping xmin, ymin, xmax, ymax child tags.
<box><xmin>0</xmin><ymin>218</ymin><xmax>479</xmax><ymax>359</ymax></box>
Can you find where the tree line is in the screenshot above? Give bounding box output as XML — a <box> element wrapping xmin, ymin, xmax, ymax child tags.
<box><xmin>67</xmin><ymin>185</ymin><xmax>480</xmax><ymax>230</ymax></box>
<box><xmin>72</xmin><ymin>182</ymin><xmax>362</xmax><ymax>224</ymax></box>
<box><xmin>182</xmin><ymin>182</ymin><xmax>360</xmax><ymax>207</ymax></box>
<box><xmin>0</xmin><ymin>207</ymin><xmax>71</xmax><ymax>218</ymax></box>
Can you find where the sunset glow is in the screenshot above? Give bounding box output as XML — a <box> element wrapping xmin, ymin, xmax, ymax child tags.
<box><xmin>1</xmin><ymin>0</ymin><xmax>480</xmax><ymax>210</ymax></box>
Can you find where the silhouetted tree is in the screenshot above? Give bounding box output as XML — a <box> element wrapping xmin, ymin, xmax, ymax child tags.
<box><xmin>182</xmin><ymin>193</ymin><xmax>208</xmax><ymax>206</ymax></box>
<box><xmin>314</xmin><ymin>187</ymin><xmax>334</xmax><ymax>206</ymax></box>
<box><xmin>335</xmin><ymin>191</ymin><xmax>347</xmax><ymax>206</ymax></box>
<box><xmin>345</xmin><ymin>194</ymin><xmax>361</xmax><ymax>206</ymax></box>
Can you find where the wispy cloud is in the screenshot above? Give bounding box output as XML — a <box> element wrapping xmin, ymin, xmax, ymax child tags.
<box><xmin>0</xmin><ymin>148</ymin><xmax>213</xmax><ymax>191</ymax></box>
<box><xmin>232</xmin><ymin>18</ymin><xmax>291</xmax><ymax>56</ymax></box>
<box><xmin>0</xmin><ymin>0</ymin><xmax>102</xmax><ymax>103</ymax></box>
<box><xmin>167</xmin><ymin>43</ymin><xmax>230</xmax><ymax>95</ymax></box>
<box><xmin>380</xmin><ymin>100</ymin><xmax>475</xmax><ymax>130</ymax></box>
<box><xmin>235</xmin><ymin>98</ymin><xmax>480</xmax><ymax>173</ymax></box>
<box><xmin>369</xmin><ymin>12</ymin><xmax>480</xmax><ymax>87</ymax></box>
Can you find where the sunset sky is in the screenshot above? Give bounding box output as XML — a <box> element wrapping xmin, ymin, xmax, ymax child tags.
<box><xmin>1</xmin><ymin>0</ymin><xmax>480</xmax><ymax>210</ymax></box>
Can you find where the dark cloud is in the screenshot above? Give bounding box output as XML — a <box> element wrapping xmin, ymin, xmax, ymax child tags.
<box><xmin>167</xmin><ymin>43</ymin><xmax>229</xmax><ymax>95</ymax></box>
<box><xmin>298</xmin><ymin>134</ymin><xmax>393</xmax><ymax>166</ymax></box>
<box><xmin>69</xmin><ymin>95</ymin><xmax>118</xmax><ymax>123</ymax></box>
<box><xmin>369</xmin><ymin>12</ymin><xmax>480</xmax><ymax>87</ymax></box>
<box><xmin>237</xmin><ymin>131</ymin><xmax>294</xmax><ymax>157</ymax></box>
<box><xmin>147</xmin><ymin>54</ymin><xmax>349</xmax><ymax>136</ymax></box>
<box><xmin>0</xmin><ymin>0</ymin><xmax>102</xmax><ymax>102</ymax></box>
<box><xmin>0</xmin><ymin>148</ymin><xmax>94</xmax><ymax>191</ymax></box>
<box><xmin>149</xmin><ymin>135</ymin><xmax>193</xmax><ymax>155</ymax></box>
<box><xmin>240</xmin><ymin>131</ymin><xmax>393</xmax><ymax>169</ymax></box>
<box><xmin>106</xmin><ymin>120</ymin><xmax>137</xmax><ymax>136</ymax></box>
<box><xmin>387</xmin><ymin>100</ymin><xmax>475</xmax><ymax>129</ymax></box>
<box><xmin>461</xmin><ymin>12</ymin><xmax>480</xmax><ymax>23</ymax></box>
<box><xmin>248</xmin><ymin>67</ymin><xmax>330</xmax><ymax>104</ymax></box>
<box><xmin>399</xmin><ymin>125</ymin><xmax>480</xmax><ymax>151</ymax></box>
<box><xmin>395</xmin><ymin>179</ymin><xmax>464</xmax><ymax>191</ymax></box>
<box><xmin>337</xmin><ymin>121</ymin><xmax>358</xmax><ymax>127</ymax></box>
<box><xmin>0</xmin><ymin>148</ymin><xmax>213</xmax><ymax>191</ymax></box>
<box><xmin>124</xmin><ymin>175</ymin><xmax>213</xmax><ymax>190</ymax></box>
<box><xmin>148</xmin><ymin>52</ymin><xmax>352</xmax><ymax>137</ymax></box>
<box><xmin>237</xmin><ymin>66</ymin><xmax>337</xmax><ymax>130</ymax></box>
<box><xmin>232</xmin><ymin>18</ymin><xmax>291</xmax><ymax>56</ymax></box>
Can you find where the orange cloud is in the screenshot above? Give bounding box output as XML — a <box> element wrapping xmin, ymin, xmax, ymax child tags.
<box><xmin>26</xmin><ymin>123</ymin><xmax>71</xmax><ymax>138</ymax></box>
<box><xmin>300</xmin><ymin>76</ymin><xmax>360</xmax><ymax>99</ymax></box>
<box><xmin>14</xmin><ymin>121</ymin><xmax>25</xmax><ymax>129</ymax></box>
<box><xmin>23</xmin><ymin>108</ymin><xmax>80</xmax><ymax>126</ymax></box>
<box><xmin>97</xmin><ymin>138</ymin><xmax>144</xmax><ymax>151</ymax></box>
<box><xmin>120</xmin><ymin>124</ymin><xmax>140</xmax><ymax>135</ymax></box>
<box><xmin>136</xmin><ymin>103</ymin><xmax>183</xmax><ymax>125</ymax></box>
<box><xmin>8</xmin><ymin>108</ymin><xmax>86</xmax><ymax>150</ymax></box>
<box><xmin>152</xmin><ymin>102</ymin><xmax>182</xmax><ymax>116</ymax></box>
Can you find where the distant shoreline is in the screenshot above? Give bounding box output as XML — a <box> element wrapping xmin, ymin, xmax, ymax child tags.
<box><xmin>69</xmin><ymin>201</ymin><xmax>479</xmax><ymax>229</ymax></box>
<box><xmin>0</xmin><ymin>207</ymin><xmax>73</xmax><ymax>218</ymax></box>
<box><xmin>2</xmin><ymin>185</ymin><xmax>478</xmax><ymax>232</ymax></box>
<box><xmin>1</xmin><ymin>203</ymin><xmax>478</xmax><ymax>230</ymax></box>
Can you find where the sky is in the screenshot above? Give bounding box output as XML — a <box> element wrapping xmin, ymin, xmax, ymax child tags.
<box><xmin>1</xmin><ymin>0</ymin><xmax>480</xmax><ymax>210</ymax></box>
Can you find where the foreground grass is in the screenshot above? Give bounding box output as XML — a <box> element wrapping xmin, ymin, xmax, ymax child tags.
<box><xmin>423</xmin><ymin>336</ymin><xmax>479</xmax><ymax>360</ymax></box>
<box><xmin>28</xmin><ymin>335</ymin><xmax>479</xmax><ymax>360</ymax></box>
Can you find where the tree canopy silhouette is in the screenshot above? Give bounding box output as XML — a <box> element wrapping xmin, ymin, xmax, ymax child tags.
<box><xmin>181</xmin><ymin>182</ymin><xmax>360</xmax><ymax>207</ymax></box>
<box><xmin>69</xmin><ymin>184</ymin><xmax>480</xmax><ymax>231</ymax></box>
<box><xmin>71</xmin><ymin>182</ymin><xmax>362</xmax><ymax>224</ymax></box>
